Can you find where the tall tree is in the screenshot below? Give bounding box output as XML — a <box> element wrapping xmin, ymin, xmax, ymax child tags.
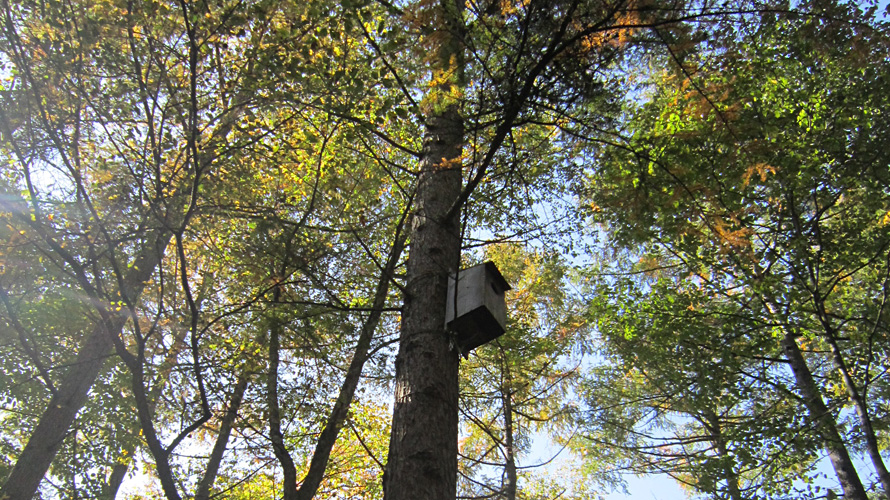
<box><xmin>384</xmin><ymin>0</ymin><xmax>466</xmax><ymax>497</ymax></box>
<box><xmin>0</xmin><ymin>0</ymin><xmax>328</xmax><ymax>495</ymax></box>
<box><xmin>0</xmin><ymin>0</ymin><xmax>211</xmax><ymax>494</ymax></box>
<box><xmin>582</xmin><ymin>269</ymin><xmax>828</xmax><ymax>499</ymax></box>
<box><xmin>383</xmin><ymin>1</ymin><xmax>671</xmax><ymax>496</ymax></box>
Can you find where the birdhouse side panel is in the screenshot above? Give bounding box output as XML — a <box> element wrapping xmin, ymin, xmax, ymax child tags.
<box><xmin>444</xmin><ymin>261</ymin><xmax>512</xmax><ymax>355</ymax></box>
<box><xmin>482</xmin><ymin>286</ymin><xmax>508</xmax><ymax>332</ymax></box>
<box><xmin>445</xmin><ymin>274</ymin><xmax>486</xmax><ymax>324</ymax></box>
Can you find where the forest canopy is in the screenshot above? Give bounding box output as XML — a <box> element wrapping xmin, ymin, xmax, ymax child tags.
<box><xmin>0</xmin><ymin>0</ymin><xmax>888</xmax><ymax>499</ymax></box>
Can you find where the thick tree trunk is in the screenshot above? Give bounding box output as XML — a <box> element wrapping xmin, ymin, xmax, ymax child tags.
<box><xmin>0</xmin><ymin>318</ymin><xmax>122</xmax><ymax>500</ymax></box>
<box><xmin>0</xmin><ymin>233</ymin><xmax>167</xmax><ymax>500</ymax></box>
<box><xmin>384</xmin><ymin>2</ymin><xmax>465</xmax><ymax>498</ymax></box>
<box><xmin>780</xmin><ymin>333</ymin><xmax>868</xmax><ymax>500</ymax></box>
<box><xmin>101</xmin><ymin>462</ymin><xmax>130</xmax><ymax>500</ymax></box>
<box><xmin>384</xmin><ymin>114</ymin><xmax>463</xmax><ymax>500</ymax></box>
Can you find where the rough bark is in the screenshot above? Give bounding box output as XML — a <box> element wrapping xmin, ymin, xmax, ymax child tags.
<box><xmin>383</xmin><ymin>2</ymin><xmax>465</xmax><ymax>498</ymax></box>
<box><xmin>780</xmin><ymin>333</ymin><xmax>868</xmax><ymax>500</ymax></box>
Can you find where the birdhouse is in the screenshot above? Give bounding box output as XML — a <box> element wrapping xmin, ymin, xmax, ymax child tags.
<box><xmin>445</xmin><ymin>261</ymin><xmax>511</xmax><ymax>356</ymax></box>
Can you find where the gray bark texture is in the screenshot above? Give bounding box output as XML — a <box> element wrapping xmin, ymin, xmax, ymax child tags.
<box><xmin>384</xmin><ymin>2</ymin><xmax>465</xmax><ymax>496</ymax></box>
<box><xmin>383</xmin><ymin>108</ymin><xmax>463</xmax><ymax>500</ymax></box>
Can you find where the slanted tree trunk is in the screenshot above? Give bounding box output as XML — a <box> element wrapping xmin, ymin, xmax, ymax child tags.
<box><xmin>259</xmin><ymin>218</ymin><xmax>406</xmax><ymax>500</ymax></box>
<box><xmin>101</xmin><ymin>462</ymin><xmax>130</xmax><ymax>500</ymax></box>
<box><xmin>101</xmin><ymin>321</ymin><xmax>191</xmax><ymax>500</ymax></box>
<box><xmin>267</xmin><ymin>287</ymin><xmax>299</xmax><ymax>500</ymax></box>
<box><xmin>383</xmin><ymin>1</ymin><xmax>465</xmax><ymax>498</ymax></box>
<box><xmin>780</xmin><ymin>332</ymin><xmax>868</xmax><ymax>500</ymax></box>
<box><xmin>702</xmin><ymin>410</ymin><xmax>743</xmax><ymax>500</ymax></box>
<box><xmin>194</xmin><ymin>371</ymin><xmax>251</xmax><ymax>500</ymax></box>
<box><xmin>294</xmin><ymin>223</ymin><xmax>407</xmax><ymax>500</ymax></box>
<box><xmin>813</xmin><ymin>293</ymin><xmax>890</xmax><ymax>497</ymax></box>
<box><xmin>1</xmin><ymin>319</ymin><xmax>122</xmax><ymax>500</ymax></box>
<box><xmin>826</xmin><ymin>335</ymin><xmax>890</xmax><ymax>498</ymax></box>
<box><xmin>0</xmin><ymin>231</ymin><xmax>168</xmax><ymax>500</ymax></box>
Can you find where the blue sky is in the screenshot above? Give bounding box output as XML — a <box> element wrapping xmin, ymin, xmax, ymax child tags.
<box><xmin>604</xmin><ymin>475</ymin><xmax>687</xmax><ymax>500</ymax></box>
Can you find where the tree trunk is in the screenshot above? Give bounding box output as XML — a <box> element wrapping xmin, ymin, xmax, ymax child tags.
<box><xmin>295</xmin><ymin>225</ymin><xmax>406</xmax><ymax>500</ymax></box>
<box><xmin>267</xmin><ymin>288</ymin><xmax>299</xmax><ymax>500</ymax></box>
<box><xmin>384</xmin><ymin>2</ymin><xmax>465</xmax><ymax>498</ymax></box>
<box><xmin>502</xmin><ymin>390</ymin><xmax>518</xmax><ymax>500</ymax></box>
<box><xmin>826</xmin><ymin>336</ymin><xmax>890</xmax><ymax>497</ymax></box>
<box><xmin>780</xmin><ymin>333</ymin><xmax>868</xmax><ymax>500</ymax></box>
<box><xmin>101</xmin><ymin>317</ymin><xmax>191</xmax><ymax>500</ymax></box>
<box><xmin>0</xmin><ymin>317</ymin><xmax>122</xmax><ymax>500</ymax></box>
<box><xmin>814</xmin><ymin>297</ymin><xmax>890</xmax><ymax>498</ymax></box>
<box><xmin>101</xmin><ymin>462</ymin><xmax>130</xmax><ymax>500</ymax></box>
<box><xmin>194</xmin><ymin>371</ymin><xmax>251</xmax><ymax>500</ymax></box>
<box><xmin>0</xmin><ymin>233</ymin><xmax>167</xmax><ymax>500</ymax></box>
<box><xmin>702</xmin><ymin>410</ymin><xmax>742</xmax><ymax>500</ymax></box>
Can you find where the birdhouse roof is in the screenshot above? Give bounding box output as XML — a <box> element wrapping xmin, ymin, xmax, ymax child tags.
<box><xmin>481</xmin><ymin>261</ymin><xmax>511</xmax><ymax>292</ymax></box>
